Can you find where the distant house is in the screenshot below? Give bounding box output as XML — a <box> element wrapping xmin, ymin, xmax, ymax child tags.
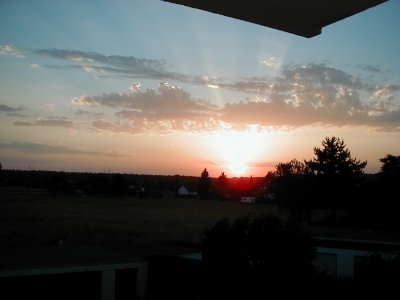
<box><xmin>177</xmin><ymin>185</ymin><xmax>197</xmax><ymax>198</ymax></box>
<box><xmin>240</xmin><ymin>196</ymin><xmax>256</xmax><ymax>204</ymax></box>
<box><xmin>178</xmin><ymin>186</ymin><xmax>189</xmax><ymax>195</ymax></box>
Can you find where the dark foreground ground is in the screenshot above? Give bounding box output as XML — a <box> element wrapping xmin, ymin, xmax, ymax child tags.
<box><xmin>1</xmin><ymin>187</ymin><xmax>400</xmax><ymax>299</ymax></box>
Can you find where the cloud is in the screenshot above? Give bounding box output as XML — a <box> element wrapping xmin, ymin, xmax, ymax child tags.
<box><xmin>0</xmin><ymin>141</ymin><xmax>131</xmax><ymax>157</ymax></box>
<box><xmin>6</xmin><ymin>113</ymin><xmax>26</xmax><ymax>117</ymax></box>
<box><xmin>92</xmin><ymin>117</ymin><xmax>221</xmax><ymax>134</ymax></box>
<box><xmin>370</xmin><ymin>84</ymin><xmax>400</xmax><ymax>111</ymax></box>
<box><xmin>219</xmin><ymin>78</ymin><xmax>273</xmax><ymax>94</ymax></box>
<box><xmin>33</xmin><ymin>48</ymin><xmax>172</xmax><ymax>78</ymax></box>
<box><xmin>73</xmin><ymin>82</ymin><xmax>217</xmax><ymax>118</ymax></box>
<box><xmin>74</xmin><ymin>109</ymin><xmax>103</xmax><ymax>116</ymax></box>
<box><xmin>219</xmin><ymin>64</ymin><xmax>366</xmax><ymax>95</ymax></box>
<box><xmin>281</xmin><ymin>63</ymin><xmax>364</xmax><ymax>89</ymax></box>
<box><xmin>357</xmin><ymin>64</ymin><xmax>388</xmax><ymax>73</ymax></box>
<box><xmin>13</xmin><ymin>117</ymin><xmax>74</xmax><ymax>128</ymax></box>
<box><xmin>30</xmin><ymin>63</ymin><xmax>42</xmax><ymax>69</ymax></box>
<box><xmin>69</xmin><ymin>62</ymin><xmax>399</xmax><ymax>133</ymax></box>
<box><xmin>0</xmin><ymin>44</ymin><xmax>24</xmax><ymax>57</ymax></box>
<box><xmin>57</xmin><ymin>60</ymin><xmax>394</xmax><ymax>133</ymax></box>
<box><xmin>33</xmin><ymin>48</ymin><xmax>166</xmax><ymax>71</ymax></box>
<box><xmin>0</xmin><ymin>104</ymin><xmax>27</xmax><ymax>117</ymax></box>
<box><xmin>130</xmin><ymin>82</ymin><xmax>141</xmax><ymax>92</ymax></box>
<box><xmin>219</xmin><ymin>90</ymin><xmax>399</xmax><ymax>131</ymax></box>
<box><xmin>71</xmin><ymin>95</ymin><xmax>100</xmax><ymax>106</ymax></box>
<box><xmin>0</xmin><ymin>104</ymin><xmax>24</xmax><ymax>113</ymax></box>
<box><xmin>262</xmin><ymin>56</ymin><xmax>282</xmax><ymax>69</ymax></box>
<box><xmin>32</xmin><ymin>47</ymin><xmax>229</xmax><ymax>87</ymax></box>
<box><xmin>80</xmin><ymin>82</ymin><xmax>221</xmax><ymax>133</ymax></box>
<box><xmin>211</xmin><ymin>63</ymin><xmax>400</xmax><ymax>131</ymax></box>
<box><xmin>92</xmin><ymin>119</ymin><xmax>144</xmax><ymax>134</ymax></box>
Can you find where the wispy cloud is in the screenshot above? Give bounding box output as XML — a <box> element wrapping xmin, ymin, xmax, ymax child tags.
<box><xmin>0</xmin><ymin>104</ymin><xmax>24</xmax><ymax>113</ymax></box>
<box><xmin>32</xmin><ymin>47</ymin><xmax>227</xmax><ymax>86</ymax></box>
<box><xmin>74</xmin><ymin>109</ymin><xmax>103</xmax><ymax>117</ymax></box>
<box><xmin>262</xmin><ymin>56</ymin><xmax>282</xmax><ymax>69</ymax></box>
<box><xmin>13</xmin><ymin>117</ymin><xmax>74</xmax><ymax>128</ymax></box>
<box><xmin>92</xmin><ymin>119</ymin><xmax>144</xmax><ymax>134</ymax></box>
<box><xmin>0</xmin><ymin>141</ymin><xmax>131</xmax><ymax>158</ymax></box>
<box><xmin>357</xmin><ymin>64</ymin><xmax>388</xmax><ymax>73</ymax></box>
<box><xmin>0</xmin><ymin>44</ymin><xmax>24</xmax><ymax>57</ymax></box>
<box><xmin>71</xmin><ymin>95</ymin><xmax>100</xmax><ymax>106</ymax></box>
<box><xmin>33</xmin><ymin>48</ymin><xmax>165</xmax><ymax>70</ymax></box>
<box><xmin>33</xmin><ymin>48</ymin><xmax>173</xmax><ymax>79</ymax></box>
<box><xmin>0</xmin><ymin>104</ymin><xmax>26</xmax><ymax>117</ymax></box>
<box><xmin>30</xmin><ymin>63</ymin><xmax>42</xmax><ymax>69</ymax></box>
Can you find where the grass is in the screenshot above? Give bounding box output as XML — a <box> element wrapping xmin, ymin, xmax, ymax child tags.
<box><xmin>0</xmin><ymin>189</ymin><xmax>279</xmax><ymax>248</ymax></box>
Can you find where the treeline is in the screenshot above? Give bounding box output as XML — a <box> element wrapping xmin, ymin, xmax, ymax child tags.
<box><xmin>266</xmin><ymin>137</ymin><xmax>400</xmax><ymax>230</ymax></box>
<box><xmin>0</xmin><ymin>170</ymin><xmax>198</xmax><ymax>197</ymax></box>
<box><xmin>0</xmin><ymin>167</ymin><xmax>265</xmax><ymax>200</ymax></box>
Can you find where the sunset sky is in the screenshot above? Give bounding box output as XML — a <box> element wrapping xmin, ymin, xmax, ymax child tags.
<box><xmin>1</xmin><ymin>0</ymin><xmax>399</xmax><ymax>177</ymax></box>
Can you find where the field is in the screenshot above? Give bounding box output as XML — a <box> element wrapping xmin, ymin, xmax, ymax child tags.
<box><xmin>0</xmin><ymin>188</ymin><xmax>279</xmax><ymax>249</ymax></box>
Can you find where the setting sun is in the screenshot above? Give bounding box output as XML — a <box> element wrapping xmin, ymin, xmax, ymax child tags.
<box><xmin>228</xmin><ymin>162</ymin><xmax>246</xmax><ymax>175</ymax></box>
<box><xmin>212</xmin><ymin>129</ymin><xmax>267</xmax><ymax>176</ymax></box>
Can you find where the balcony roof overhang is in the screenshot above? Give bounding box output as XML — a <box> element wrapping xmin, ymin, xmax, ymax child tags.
<box><xmin>162</xmin><ymin>0</ymin><xmax>387</xmax><ymax>38</ymax></box>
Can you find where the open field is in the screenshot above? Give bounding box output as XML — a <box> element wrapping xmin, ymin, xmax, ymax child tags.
<box><xmin>0</xmin><ymin>188</ymin><xmax>279</xmax><ymax>248</ymax></box>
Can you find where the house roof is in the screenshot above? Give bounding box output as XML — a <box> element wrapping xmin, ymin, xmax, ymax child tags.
<box><xmin>162</xmin><ymin>0</ymin><xmax>387</xmax><ymax>38</ymax></box>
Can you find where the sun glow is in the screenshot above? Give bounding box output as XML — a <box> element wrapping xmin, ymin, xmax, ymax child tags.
<box><xmin>212</xmin><ymin>129</ymin><xmax>267</xmax><ymax>176</ymax></box>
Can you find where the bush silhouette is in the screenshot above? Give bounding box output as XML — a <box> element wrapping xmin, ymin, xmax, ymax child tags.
<box><xmin>202</xmin><ymin>215</ymin><xmax>315</xmax><ymax>286</ymax></box>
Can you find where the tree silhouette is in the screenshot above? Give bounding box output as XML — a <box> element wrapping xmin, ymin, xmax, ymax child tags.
<box><xmin>275</xmin><ymin>158</ymin><xmax>310</xmax><ymax>176</ymax></box>
<box><xmin>272</xmin><ymin>159</ymin><xmax>313</xmax><ymax>222</ymax></box>
<box><xmin>217</xmin><ymin>172</ymin><xmax>227</xmax><ymax>185</ymax></box>
<box><xmin>378</xmin><ymin>154</ymin><xmax>400</xmax><ymax>229</ymax></box>
<box><xmin>202</xmin><ymin>215</ymin><xmax>315</xmax><ymax>292</ymax></box>
<box><xmin>305</xmin><ymin>136</ymin><xmax>367</xmax><ymax>178</ymax></box>
<box><xmin>214</xmin><ymin>172</ymin><xmax>229</xmax><ymax>199</ymax></box>
<box><xmin>111</xmin><ymin>173</ymin><xmax>125</xmax><ymax>195</ymax></box>
<box><xmin>379</xmin><ymin>154</ymin><xmax>400</xmax><ymax>179</ymax></box>
<box><xmin>198</xmin><ymin>168</ymin><xmax>211</xmax><ymax>199</ymax></box>
<box><xmin>305</xmin><ymin>136</ymin><xmax>367</xmax><ymax>223</ymax></box>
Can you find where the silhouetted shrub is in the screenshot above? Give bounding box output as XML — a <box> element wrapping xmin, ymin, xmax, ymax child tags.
<box><xmin>355</xmin><ymin>253</ymin><xmax>400</xmax><ymax>283</ymax></box>
<box><xmin>202</xmin><ymin>215</ymin><xmax>315</xmax><ymax>288</ymax></box>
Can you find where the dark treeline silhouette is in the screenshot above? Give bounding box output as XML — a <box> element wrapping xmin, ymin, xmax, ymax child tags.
<box><xmin>202</xmin><ymin>215</ymin><xmax>315</xmax><ymax>280</ymax></box>
<box><xmin>0</xmin><ymin>170</ymin><xmax>198</xmax><ymax>198</ymax></box>
<box><xmin>147</xmin><ymin>215</ymin><xmax>317</xmax><ymax>300</ymax></box>
<box><xmin>269</xmin><ymin>137</ymin><xmax>400</xmax><ymax>231</ymax></box>
<box><xmin>0</xmin><ymin>167</ymin><xmax>264</xmax><ymax>200</ymax></box>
